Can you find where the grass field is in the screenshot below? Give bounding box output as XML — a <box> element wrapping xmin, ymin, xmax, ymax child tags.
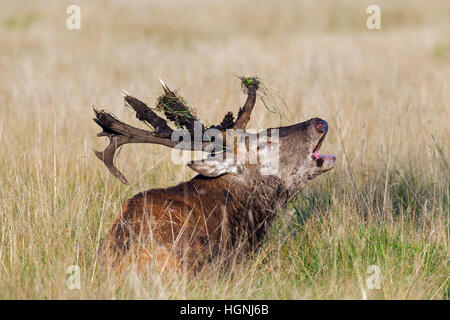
<box><xmin>0</xmin><ymin>0</ymin><xmax>448</xmax><ymax>299</ymax></box>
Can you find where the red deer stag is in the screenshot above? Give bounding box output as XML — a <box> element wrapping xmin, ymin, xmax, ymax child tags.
<box><xmin>94</xmin><ymin>77</ymin><xmax>335</xmax><ymax>273</ymax></box>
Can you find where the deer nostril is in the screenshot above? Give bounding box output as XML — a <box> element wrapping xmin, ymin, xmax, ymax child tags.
<box><xmin>315</xmin><ymin>120</ymin><xmax>328</xmax><ymax>133</ymax></box>
<box><xmin>316</xmin><ymin>158</ymin><xmax>324</xmax><ymax>167</ymax></box>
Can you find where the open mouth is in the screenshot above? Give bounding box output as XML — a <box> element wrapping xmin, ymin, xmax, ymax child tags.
<box><xmin>311</xmin><ymin>132</ymin><xmax>335</xmax><ymax>167</ymax></box>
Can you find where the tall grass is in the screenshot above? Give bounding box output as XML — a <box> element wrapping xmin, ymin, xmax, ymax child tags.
<box><xmin>0</xmin><ymin>0</ymin><xmax>448</xmax><ymax>299</ymax></box>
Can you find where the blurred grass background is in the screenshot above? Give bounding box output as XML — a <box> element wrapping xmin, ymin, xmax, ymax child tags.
<box><xmin>0</xmin><ymin>0</ymin><xmax>448</xmax><ymax>299</ymax></box>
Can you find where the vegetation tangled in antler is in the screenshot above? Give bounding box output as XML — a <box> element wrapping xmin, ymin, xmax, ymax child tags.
<box><xmin>93</xmin><ymin>76</ymin><xmax>260</xmax><ymax>185</ymax></box>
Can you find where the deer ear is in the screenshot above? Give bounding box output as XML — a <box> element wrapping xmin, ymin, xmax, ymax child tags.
<box><xmin>187</xmin><ymin>155</ymin><xmax>243</xmax><ymax>177</ymax></box>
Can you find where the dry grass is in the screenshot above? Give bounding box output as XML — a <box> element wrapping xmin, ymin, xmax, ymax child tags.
<box><xmin>0</xmin><ymin>0</ymin><xmax>448</xmax><ymax>299</ymax></box>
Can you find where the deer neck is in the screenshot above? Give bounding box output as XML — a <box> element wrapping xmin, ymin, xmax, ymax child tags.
<box><xmin>189</xmin><ymin>173</ymin><xmax>305</xmax><ymax>248</ymax></box>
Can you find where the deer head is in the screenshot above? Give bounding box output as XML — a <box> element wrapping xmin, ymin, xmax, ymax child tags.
<box><xmin>93</xmin><ymin>77</ymin><xmax>335</xmax><ymax>193</ymax></box>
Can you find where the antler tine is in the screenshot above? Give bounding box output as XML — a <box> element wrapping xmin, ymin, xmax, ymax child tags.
<box><xmin>233</xmin><ymin>76</ymin><xmax>260</xmax><ymax>130</ymax></box>
<box><xmin>92</xmin><ymin>107</ymin><xmax>130</xmax><ymax>185</ymax></box>
<box><xmin>93</xmin><ymin>134</ymin><xmax>130</xmax><ymax>185</ymax></box>
<box><xmin>159</xmin><ymin>78</ymin><xmax>172</xmax><ymax>96</ymax></box>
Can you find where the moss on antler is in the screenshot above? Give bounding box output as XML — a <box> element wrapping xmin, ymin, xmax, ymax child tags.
<box><xmin>239</xmin><ymin>76</ymin><xmax>260</xmax><ymax>93</ymax></box>
<box><xmin>156</xmin><ymin>91</ymin><xmax>201</xmax><ymax>131</ymax></box>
